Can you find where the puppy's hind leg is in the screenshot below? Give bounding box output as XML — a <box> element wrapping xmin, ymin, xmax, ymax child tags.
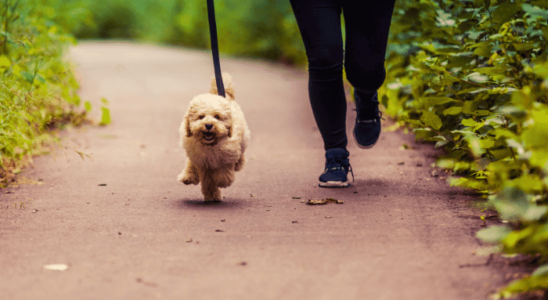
<box><xmin>177</xmin><ymin>158</ymin><xmax>200</xmax><ymax>185</ymax></box>
<box><xmin>201</xmin><ymin>173</ymin><xmax>222</xmax><ymax>201</ymax></box>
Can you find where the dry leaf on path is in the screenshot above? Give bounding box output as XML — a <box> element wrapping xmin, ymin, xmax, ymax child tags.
<box><xmin>306</xmin><ymin>198</ymin><xmax>344</xmax><ymax>205</ymax></box>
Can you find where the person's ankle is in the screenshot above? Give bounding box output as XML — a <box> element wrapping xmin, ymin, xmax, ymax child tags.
<box><xmin>355</xmin><ymin>91</ymin><xmax>379</xmax><ymax>120</ymax></box>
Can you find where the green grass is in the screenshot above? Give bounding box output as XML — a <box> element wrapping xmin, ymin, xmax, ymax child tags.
<box><xmin>0</xmin><ymin>0</ymin><xmax>92</xmax><ymax>186</ymax></box>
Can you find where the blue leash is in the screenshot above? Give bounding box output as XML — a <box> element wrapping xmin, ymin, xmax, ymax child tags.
<box><xmin>206</xmin><ymin>0</ymin><xmax>225</xmax><ymax>98</ymax></box>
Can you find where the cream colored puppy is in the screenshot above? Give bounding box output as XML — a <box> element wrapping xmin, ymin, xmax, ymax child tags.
<box><xmin>177</xmin><ymin>74</ymin><xmax>250</xmax><ymax>201</ymax></box>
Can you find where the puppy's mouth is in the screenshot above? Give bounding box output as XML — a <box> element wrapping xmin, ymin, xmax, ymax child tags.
<box><xmin>202</xmin><ymin>131</ymin><xmax>216</xmax><ymax>142</ymax></box>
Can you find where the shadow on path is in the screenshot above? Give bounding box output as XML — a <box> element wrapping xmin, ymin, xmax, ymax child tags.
<box><xmin>178</xmin><ymin>199</ymin><xmax>245</xmax><ymax>210</ymax></box>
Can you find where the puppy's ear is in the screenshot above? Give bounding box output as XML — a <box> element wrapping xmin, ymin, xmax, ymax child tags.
<box><xmin>183</xmin><ymin>113</ymin><xmax>192</xmax><ymax>137</ymax></box>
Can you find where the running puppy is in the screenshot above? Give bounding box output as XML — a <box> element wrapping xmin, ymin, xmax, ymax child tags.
<box><xmin>177</xmin><ymin>73</ymin><xmax>250</xmax><ymax>201</ymax></box>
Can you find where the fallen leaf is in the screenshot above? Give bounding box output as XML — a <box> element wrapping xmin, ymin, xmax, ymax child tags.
<box><xmin>292</xmin><ymin>221</ymin><xmax>298</xmax><ymax>223</ymax></box>
<box><xmin>32</xmin><ymin>210</ymin><xmax>38</xmax><ymax>213</ymax></box>
<box><xmin>292</xmin><ymin>196</ymin><xmax>301</xmax><ymax>199</ymax></box>
<box><xmin>43</xmin><ymin>264</ymin><xmax>68</xmax><ymax>271</ymax></box>
<box><xmin>215</xmin><ymin>229</ymin><xmax>224</xmax><ymax>232</ymax></box>
<box><xmin>186</xmin><ymin>238</ymin><xmax>193</xmax><ymax>243</ymax></box>
<box><xmin>239</xmin><ymin>262</ymin><xmax>247</xmax><ymax>266</ymax></box>
<box><xmin>431</xmin><ymin>171</ymin><xmax>439</xmax><ymax>177</ymax></box>
<box><xmin>397</xmin><ymin>162</ymin><xmax>405</xmax><ymax>165</ymax></box>
<box><xmin>306</xmin><ymin>198</ymin><xmax>344</xmax><ymax>205</ymax></box>
<box><xmin>98</xmin><ymin>184</ymin><xmax>107</xmax><ymax>186</ymax></box>
<box><xmin>325</xmin><ymin>216</ymin><xmax>332</xmax><ymax>219</ymax></box>
<box><xmin>221</xmin><ymin>219</ymin><xmax>225</xmax><ymax>222</ymax></box>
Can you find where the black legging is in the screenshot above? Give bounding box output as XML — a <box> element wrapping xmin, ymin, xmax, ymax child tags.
<box><xmin>290</xmin><ymin>0</ymin><xmax>396</xmax><ymax>151</ymax></box>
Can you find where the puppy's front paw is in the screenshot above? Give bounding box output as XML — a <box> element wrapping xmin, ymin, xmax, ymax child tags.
<box><xmin>203</xmin><ymin>188</ymin><xmax>222</xmax><ymax>202</ymax></box>
<box><xmin>177</xmin><ymin>172</ymin><xmax>199</xmax><ymax>185</ymax></box>
<box><xmin>234</xmin><ymin>155</ymin><xmax>246</xmax><ymax>172</ymax></box>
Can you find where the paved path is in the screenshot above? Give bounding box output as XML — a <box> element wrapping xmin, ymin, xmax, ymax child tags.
<box><xmin>1</xmin><ymin>42</ymin><xmax>514</xmax><ymax>299</ymax></box>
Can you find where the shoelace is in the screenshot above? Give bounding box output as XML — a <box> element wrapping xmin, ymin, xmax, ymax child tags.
<box><xmin>325</xmin><ymin>158</ymin><xmax>355</xmax><ymax>182</ymax></box>
<box><xmin>354</xmin><ymin>109</ymin><xmax>384</xmax><ymax>123</ymax></box>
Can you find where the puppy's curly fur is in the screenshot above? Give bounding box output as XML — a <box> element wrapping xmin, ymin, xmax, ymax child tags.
<box><xmin>177</xmin><ymin>73</ymin><xmax>250</xmax><ymax>201</ymax></box>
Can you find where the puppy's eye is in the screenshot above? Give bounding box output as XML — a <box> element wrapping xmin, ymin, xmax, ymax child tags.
<box><xmin>214</xmin><ymin>115</ymin><xmax>220</xmax><ymax>120</ymax></box>
<box><xmin>198</xmin><ymin>115</ymin><xmax>205</xmax><ymax>120</ymax></box>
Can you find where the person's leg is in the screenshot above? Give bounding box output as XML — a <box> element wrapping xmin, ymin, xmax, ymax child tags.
<box><xmin>344</xmin><ymin>0</ymin><xmax>395</xmax><ymax>107</ymax></box>
<box><xmin>290</xmin><ymin>0</ymin><xmax>352</xmax><ymax>187</ymax></box>
<box><xmin>289</xmin><ymin>0</ymin><xmax>347</xmax><ymax>151</ymax></box>
<box><xmin>343</xmin><ymin>0</ymin><xmax>396</xmax><ymax>148</ymax></box>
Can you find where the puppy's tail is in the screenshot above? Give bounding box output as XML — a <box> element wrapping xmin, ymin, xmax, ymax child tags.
<box><xmin>210</xmin><ymin>73</ymin><xmax>235</xmax><ymax>100</ymax></box>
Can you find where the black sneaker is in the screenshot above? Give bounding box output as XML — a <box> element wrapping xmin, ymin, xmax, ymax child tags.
<box><xmin>353</xmin><ymin>92</ymin><xmax>382</xmax><ymax>149</ymax></box>
<box><xmin>319</xmin><ymin>148</ymin><xmax>353</xmax><ymax>188</ymax></box>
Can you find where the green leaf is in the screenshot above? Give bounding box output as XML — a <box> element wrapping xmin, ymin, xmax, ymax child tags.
<box><xmin>476</xmin><ymin>225</ymin><xmax>511</xmax><ymax>243</ymax></box>
<box><xmin>471</xmin><ymin>41</ymin><xmax>493</xmax><ymax>58</ymax></box>
<box><xmin>420</xmin><ymin>111</ymin><xmax>442</xmax><ymax>130</ymax></box>
<box><xmin>462</xmin><ymin>101</ymin><xmax>479</xmax><ymax>114</ymax></box>
<box><xmin>0</xmin><ymin>55</ymin><xmax>11</xmax><ymax>71</ymax></box>
<box><xmin>461</xmin><ymin>118</ymin><xmax>478</xmax><ymax>127</ymax></box>
<box><xmin>490</xmin><ymin>187</ymin><xmax>529</xmax><ymax>222</ymax></box>
<box><xmin>99</xmin><ymin>107</ymin><xmax>111</xmax><ymax>126</ymax></box>
<box><xmin>492</xmin><ymin>2</ymin><xmax>521</xmax><ymax>24</ymax></box>
<box><xmin>467</xmin><ymin>72</ymin><xmax>489</xmax><ymax>84</ymax></box>
<box><xmin>522</xmin><ymin>3</ymin><xmax>548</xmax><ymax>20</ymax></box>
<box><xmin>479</xmin><ymin>137</ymin><xmax>495</xmax><ymax>149</ymax></box>
<box><xmin>532</xmin><ymin>265</ymin><xmax>548</xmax><ymax>277</ymax></box>
<box><xmin>423</xmin><ymin>97</ymin><xmax>459</xmax><ymax>105</ymax></box>
<box><xmin>84</xmin><ymin>101</ymin><xmax>92</xmax><ymax>112</ymax></box>
<box><xmin>443</xmin><ymin>106</ymin><xmax>462</xmax><ymax>115</ymax></box>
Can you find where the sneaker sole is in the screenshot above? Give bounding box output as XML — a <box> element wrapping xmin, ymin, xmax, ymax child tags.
<box><xmin>319</xmin><ymin>181</ymin><xmax>349</xmax><ymax>188</ymax></box>
<box><xmin>353</xmin><ymin>128</ymin><xmax>380</xmax><ymax>149</ymax></box>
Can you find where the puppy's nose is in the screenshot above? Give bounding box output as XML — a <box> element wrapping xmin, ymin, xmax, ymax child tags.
<box><xmin>205</xmin><ymin>124</ymin><xmax>213</xmax><ymax>131</ymax></box>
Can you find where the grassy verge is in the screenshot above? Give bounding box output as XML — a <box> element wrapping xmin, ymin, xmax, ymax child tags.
<box><xmin>0</xmin><ymin>0</ymin><xmax>95</xmax><ymax>187</ymax></box>
<box><xmin>380</xmin><ymin>0</ymin><xmax>548</xmax><ymax>297</ymax></box>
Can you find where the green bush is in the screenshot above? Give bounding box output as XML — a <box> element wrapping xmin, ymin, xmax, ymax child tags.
<box><xmin>0</xmin><ymin>0</ymin><xmax>88</xmax><ymax>185</ymax></box>
<box><xmin>381</xmin><ymin>0</ymin><xmax>548</xmax><ymax>297</ymax></box>
<box><xmin>69</xmin><ymin>0</ymin><xmax>182</xmax><ymax>44</ymax></box>
<box><xmin>66</xmin><ymin>0</ymin><xmax>306</xmax><ymax>65</ymax></box>
<box><xmin>175</xmin><ymin>0</ymin><xmax>306</xmax><ymax>64</ymax></box>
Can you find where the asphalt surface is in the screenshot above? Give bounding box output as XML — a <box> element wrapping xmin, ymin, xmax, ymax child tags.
<box><xmin>0</xmin><ymin>42</ymin><xmax>520</xmax><ymax>300</ymax></box>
